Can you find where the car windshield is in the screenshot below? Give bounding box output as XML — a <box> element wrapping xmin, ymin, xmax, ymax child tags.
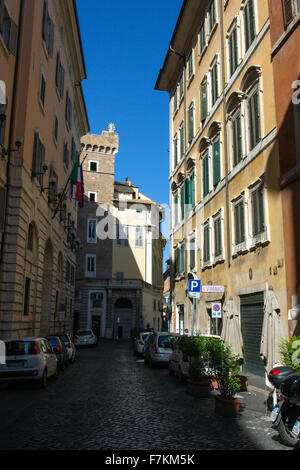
<box><xmin>47</xmin><ymin>337</ymin><xmax>60</xmax><ymax>346</ymax></box>
<box><xmin>5</xmin><ymin>341</ymin><xmax>36</xmax><ymax>356</ymax></box>
<box><xmin>158</xmin><ymin>335</ymin><xmax>177</xmax><ymax>348</ymax></box>
<box><xmin>76</xmin><ymin>330</ymin><xmax>91</xmax><ymax>336</ymax></box>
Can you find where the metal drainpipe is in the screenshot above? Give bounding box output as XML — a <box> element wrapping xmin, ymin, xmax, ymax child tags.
<box><xmin>0</xmin><ymin>0</ymin><xmax>24</xmax><ymax>268</ymax></box>
<box><xmin>219</xmin><ymin>0</ymin><xmax>231</xmax><ymax>268</ymax></box>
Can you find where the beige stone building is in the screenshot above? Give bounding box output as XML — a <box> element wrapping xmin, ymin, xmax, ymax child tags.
<box><xmin>155</xmin><ymin>0</ymin><xmax>288</xmax><ymax>378</ymax></box>
<box><xmin>0</xmin><ymin>0</ymin><xmax>89</xmax><ymax>338</ymax></box>
<box><xmin>76</xmin><ymin>127</ymin><xmax>165</xmax><ymax>339</ymax></box>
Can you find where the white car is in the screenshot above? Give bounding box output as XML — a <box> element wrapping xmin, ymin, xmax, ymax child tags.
<box><xmin>133</xmin><ymin>332</ymin><xmax>152</xmax><ymax>356</ymax></box>
<box><xmin>169</xmin><ymin>334</ymin><xmax>221</xmax><ymax>383</ymax></box>
<box><xmin>144</xmin><ymin>332</ymin><xmax>180</xmax><ymax>367</ymax></box>
<box><xmin>0</xmin><ymin>338</ymin><xmax>59</xmax><ymax>388</ymax></box>
<box><xmin>58</xmin><ymin>334</ymin><xmax>76</xmax><ymax>363</ymax></box>
<box><xmin>74</xmin><ymin>329</ymin><xmax>98</xmax><ymax>347</ymax></box>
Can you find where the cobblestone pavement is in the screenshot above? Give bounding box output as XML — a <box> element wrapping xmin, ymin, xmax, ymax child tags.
<box><xmin>0</xmin><ymin>340</ymin><xmax>293</xmax><ymax>451</ymax></box>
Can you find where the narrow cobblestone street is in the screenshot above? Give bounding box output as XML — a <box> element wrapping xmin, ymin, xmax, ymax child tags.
<box><xmin>0</xmin><ymin>340</ymin><xmax>292</xmax><ymax>451</ymax></box>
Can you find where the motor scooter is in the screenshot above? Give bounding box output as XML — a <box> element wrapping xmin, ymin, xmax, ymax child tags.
<box><xmin>267</xmin><ymin>365</ymin><xmax>295</xmax><ymax>410</ymax></box>
<box><xmin>270</xmin><ymin>373</ymin><xmax>300</xmax><ymax>447</ymax></box>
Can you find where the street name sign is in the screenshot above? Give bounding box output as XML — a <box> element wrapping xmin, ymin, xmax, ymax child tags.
<box><xmin>188</xmin><ymin>279</ymin><xmax>201</xmax><ymax>299</ymax></box>
<box><xmin>202</xmin><ymin>285</ymin><xmax>225</xmax><ymax>293</ymax></box>
<box><xmin>211</xmin><ymin>302</ymin><xmax>222</xmax><ymax>318</ymax></box>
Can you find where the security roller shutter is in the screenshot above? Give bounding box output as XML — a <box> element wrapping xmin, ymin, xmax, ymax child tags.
<box><xmin>240</xmin><ymin>292</ymin><xmax>265</xmax><ymax>377</ymax></box>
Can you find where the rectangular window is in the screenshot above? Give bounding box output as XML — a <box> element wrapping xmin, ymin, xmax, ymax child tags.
<box><xmin>232</xmin><ymin>112</ymin><xmax>243</xmax><ymax>166</ymax></box>
<box><xmin>248</xmin><ymin>89</ymin><xmax>261</xmax><ymax>150</ymax></box>
<box><xmin>244</xmin><ymin>0</ymin><xmax>256</xmax><ymax>51</ymax></box>
<box><xmin>1</xmin><ymin>5</ymin><xmax>18</xmax><ymax>55</ymax></box>
<box><xmin>39</xmin><ymin>73</ymin><xmax>46</xmax><ymax>108</ymax></box>
<box><xmin>212</xmin><ymin>139</ymin><xmax>221</xmax><ymax>186</ymax></box>
<box><xmin>234</xmin><ymin>200</ymin><xmax>245</xmax><ymax>244</ymax></box>
<box><xmin>203</xmin><ymin>223</ymin><xmax>210</xmax><ymax>263</ymax></box>
<box><xmin>42</xmin><ymin>0</ymin><xmax>54</xmax><ymax>57</ymax></box>
<box><xmin>32</xmin><ymin>131</ymin><xmax>45</xmax><ymax>186</ymax></box>
<box><xmin>211</xmin><ymin>60</ymin><xmax>219</xmax><ymax>106</ymax></box>
<box><xmin>87</xmin><ymin>219</ymin><xmax>97</xmax><ymax>243</ymax></box>
<box><xmin>180</xmin><ymin>185</ymin><xmax>185</xmax><ymax>220</ymax></box>
<box><xmin>188</xmin><ymin>103</ymin><xmax>194</xmax><ymax>144</ymax></box>
<box><xmin>89</xmin><ymin>160</ymin><xmax>98</xmax><ymax>172</ymax></box>
<box><xmin>116</xmin><ymin>223</ymin><xmax>129</xmax><ymax>246</ymax></box>
<box><xmin>252</xmin><ymin>184</ymin><xmax>265</xmax><ymax>236</ymax></box>
<box><xmin>214</xmin><ymin>216</ymin><xmax>222</xmax><ymax>257</ymax></box>
<box><xmin>228</xmin><ymin>25</ymin><xmax>239</xmax><ymax>77</ymax></box>
<box><xmin>135</xmin><ymin>226</ymin><xmax>144</xmax><ymax>247</ymax></box>
<box><xmin>174</xmin><ymin>193</ymin><xmax>179</xmax><ymax>226</ymax></box>
<box><xmin>203</xmin><ymin>154</ymin><xmax>210</xmax><ymax>197</ymax></box>
<box><xmin>189</xmin><ymin>170</ymin><xmax>195</xmax><ymax>208</ymax></box>
<box><xmin>23</xmin><ymin>277</ymin><xmax>31</xmax><ymax>316</ymax></box>
<box><xmin>282</xmin><ymin>0</ymin><xmax>299</xmax><ymax>27</ymax></box>
<box><xmin>180</xmin><ymin>124</ymin><xmax>185</xmax><ymax>159</ymax></box>
<box><xmin>88</xmin><ymin>191</ymin><xmax>97</xmax><ymax>202</ymax></box>
<box><xmin>199</xmin><ymin>21</ymin><xmax>206</xmax><ymax>55</ymax></box>
<box><xmin>187</xmin><ymin>50</ymin><xmax>194</xmax><ymax>80</ymax></box>
<box><xmin>179</xmin><ymin>73</ymin><xmax>184</xmax><ymax>100</ymax></box>
<box><xmin>190</xmin><ymin>236</ymin><xmax>196</xmax><ymax>270</ymax></box>
<box><xmin>53</xmin><ymin>115</ymin><xmax>58</xmax><ymax>143</ymax></box>
<box><xmin>209</xmin><ymin>0</ymin><xmax>217</xmax><ymax>32</ymax></box>
<box><xmin>86</xmin><ymin>255</ymin><xmax>96</xmax><ymax>277</ymax></box>
<box><xmin>55</xmin><ymin>52</ymin><xmax>65</xmax><ymax>99</ymax></box>
<box><xmin>200</xmin><ymin>79</ymin><xmax>208</xmax><ymax>123</ymax></box>
<box><xmin>65</xmin><ymin>90</ymin><xmax>72</xmax><ymax>129</ymax></box>
<box><xmin>63</xmin><ymin>141</ymin><xmax>69</xmax><ymax>169</ymax></box>
<box><xmin>173</xmin><ymin>134</ymin><xmax>178</xmax><ymax>168</ymax></box>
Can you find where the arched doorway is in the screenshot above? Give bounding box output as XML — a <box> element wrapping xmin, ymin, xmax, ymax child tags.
<box><xmin>114</xmin><ymin>297</ymin><xmax>133</xmax><ymax>340</ymax></box>
<box><xmin>40</xmin><ymin>239</ymin><xmax>53</xmax><ymax>336</ymax></box>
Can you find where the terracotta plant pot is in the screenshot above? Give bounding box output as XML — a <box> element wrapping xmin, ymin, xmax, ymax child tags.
<box><xmin>187</xmin><ymin>376</ymin><xmax>213</xmax><ymax>398</ymax></box>
<box><xmin>214</xmin><ymin>394</ymin><xmax>241</xmax><ymax>417</ymax></box>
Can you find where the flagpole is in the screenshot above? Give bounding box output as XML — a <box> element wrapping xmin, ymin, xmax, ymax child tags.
<box><xmin>52</xmin><ymin>153</ymin><xmax>88</xmax><ymax>220</ymax></box>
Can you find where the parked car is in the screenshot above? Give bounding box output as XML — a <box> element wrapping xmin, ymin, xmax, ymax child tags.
<box><xmin>74</xmin><ymin>329</ymin><xmax>98</xmax><ymax>347</ymax></box>
<box><xmin>46</xmin><ymin>336</ymin><xmax>69</xmax><ymax>370</ymax></box>
<box><xmin>57</xmin><ymin>333</ymin><xmax>76</xmax><ymax>363</ymax></box>
<box><xmin>0</xmin><ymin>338</ymin><xmax>59</xmax><ymax>388</ymax></box>
<box><xmin>133</xmin><ymin>332</ymin><xmax>152</xmax><ymax>356</ymax></box>
<box><xmin>144</xmin><ymin>332</ymin><xmax>180</xmax><ymax>368</ymax></box>
<box><xmin>169</xmin><ymin>334</ymin><xmax>222</xmax><ymax>383</ymax></box>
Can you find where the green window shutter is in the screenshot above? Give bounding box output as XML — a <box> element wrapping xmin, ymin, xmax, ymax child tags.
<box><xmin>249</xmin><ymin>90</ymin><xmax>260</xmax><ymax>150</ymax></box>
<box><xmin>212</xmin><ymin>139</ymin><xmax>221</xmax><ymax>186</ymax></box>
<box><xmin>252</xmin><ymin>185</ymin><xmax>265</xmax><ymax>236</ymax></box>
<box><xmin>214</xmin><ymin>217</ymin><xmax>222</xmax><ymax>257</ymax></box>
<box><xmin>185</xmin><ymin>178</ymin><xmax>190</xmax><ymax>215</ymax></box>
<box><xmin>211</xmin><ymin>63</ymin><xmax>218</xmax><ymax>106</ymax></box>
<box><xmin>234</xmin><ymin>201</ymin><xmax>245</xmax><ymax>244</ymax></box>
<box><xmin>203</xmin><ymin>155</ymin><xmax>209</xmax><ymax>197</ymax></box>
<box><xmin>229</xmin><ymin>27</ymin><xmax>238</xmax><ymax>77</ymax></box>
<box><xmin>180</xmin><ymin>126</ymin><xmax>184</xmax><ymax>158</ymax></box>
<box><xmin>204</xmin><ymin>225</ymin><xmax>210</xmax><ymax>262</ymax></box>
<box><xmin>188</xmin><ymin>105</ymin><xmax>194</xmax><ymax>144</ymax></box>
<box><xmin>232</xmin><ymin>113</ymin><xmax>242</xmax><ymax>166</ymax></box>
<box><xmin>200</xmin><ymin>80</ymin><xmax>208</xmax><ymax>122</ymax></box>
<box><xmin>174</xmin><ymin>194</ymin><xmax>178</xmax><ymax>226</ymax></box>
<box><xmin>173</xmin><ymin>136</ymin><xmax>178</xmax><ymax>168</ymax></box>
<box><xmin>244</xmin><ymin>0</ymin><xmax>256</xmax><ymax>51</ymax></box>
<box><xmin>190</xmin><ymin>171</ymin><xmax>195</xmax><ymax>207</ymax></box>
<box><xmin>180</xmin><ymin>185</ymin><xmax>185</xmax><ymax>220</ymax></box>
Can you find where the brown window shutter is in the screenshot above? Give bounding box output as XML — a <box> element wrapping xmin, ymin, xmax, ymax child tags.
<box><xmin>282</xmin><ymin>0</ymin><xmax>295</xmax><ymax>26</ymax></box>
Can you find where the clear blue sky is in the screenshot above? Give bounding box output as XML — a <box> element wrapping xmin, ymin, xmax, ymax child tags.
<box><xmin>76</xmin><ymin>0</ymin><xmax>183</xmax><ymax>203</ymax></box>
<box><xmin>76</xmin><ymin>1</ymin><xmax>183</xmax><ymax>266</ymax></box>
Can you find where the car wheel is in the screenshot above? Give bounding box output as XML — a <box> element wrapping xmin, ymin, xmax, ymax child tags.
<box><xmin>37</xmin><ymin>370</ymin><xmax>47</xmax><ymax>389</ymax></box>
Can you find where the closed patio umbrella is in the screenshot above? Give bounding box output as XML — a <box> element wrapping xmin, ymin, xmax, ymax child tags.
<box><xmin>221</xmin><ymin>297</ymin><xmax>243</xmax><ymax>358</ymax></box>
<box><xmin>260</xmin><ymin>287</ymin><xmax>286</xmax><ymax>374</ymax></box>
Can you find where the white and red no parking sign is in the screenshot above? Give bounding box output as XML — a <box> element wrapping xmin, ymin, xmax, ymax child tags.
<box><xmin>211</xmin><ymin>302</ymin><xmax>222</xmax><ymax>318</ymax></box>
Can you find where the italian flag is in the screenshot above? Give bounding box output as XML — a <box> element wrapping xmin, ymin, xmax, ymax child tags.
<box><xmin>69</xmin><ymin>158</ymin><xmax>84</xmax><ymax>207</ymax></box>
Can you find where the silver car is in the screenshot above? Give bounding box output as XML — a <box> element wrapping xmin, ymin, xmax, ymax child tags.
<box><xmin>74</xmin><ymin>329</ymin><xmax>98</xmax><ymax>347</ymax></box>
<box><xmin>133</xmin><ymin>332</ymin><xmax>152</xmax><ymax>356</ymax></box>
<box><xmin>58</xmin><ymin>334</ymin><xmax>76</xmax><ymax>363</ymax></box>
<box><xmin>144</xmin><ymin>332</ymin><xmax>179</xmax><ymax>368</ymax></box>
<box><xmin>0</xmin><ymin>338</ymin><xmax>59</xmax><ymax>388</ymax></box>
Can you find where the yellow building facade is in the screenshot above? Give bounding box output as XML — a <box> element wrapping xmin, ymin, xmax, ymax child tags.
<box><xmin>156</xmin><ymin>0</ymin><xmax>288</xmax><ymax>377</ymax></box>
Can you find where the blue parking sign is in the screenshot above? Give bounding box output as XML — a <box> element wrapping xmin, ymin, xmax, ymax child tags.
<box><xmin>188</xmin><ymin>279</ymin><xmax>201</xmax><ymax>298</ymax></box>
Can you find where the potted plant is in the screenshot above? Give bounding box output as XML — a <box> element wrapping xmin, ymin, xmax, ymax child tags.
<box><xmin>210</xmin><ymin>342</ymin><xmax>242</xmax><ymax>416</ymax></box>
<box><xmin>279</xmin><ymin>335</ymin><xmax>300</xmax><ymax>373</ymax></box>
<box><xmin>186</xmin><ymin>336</ymin><xmax>219</xmax><ymax>397</ymax></box>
